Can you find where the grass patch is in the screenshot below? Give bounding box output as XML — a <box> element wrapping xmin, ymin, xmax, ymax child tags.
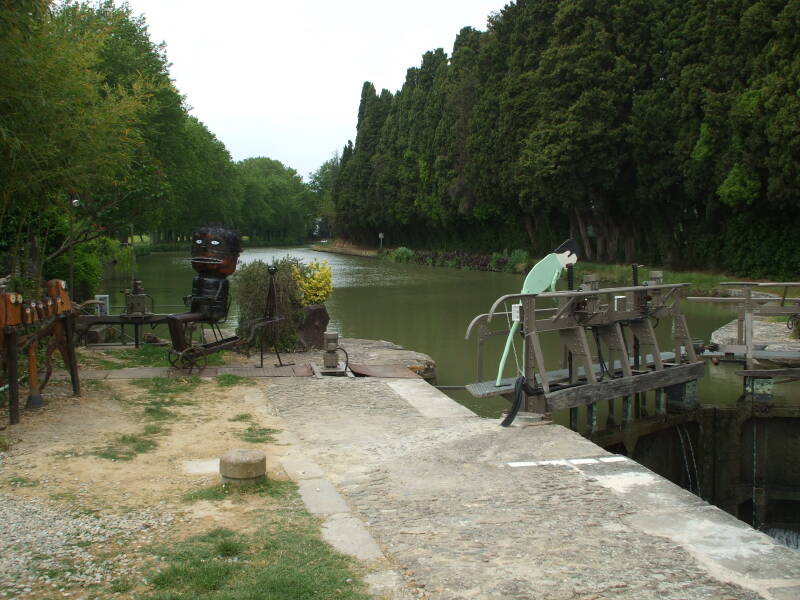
<box><xmin>0</xmin><ymin>435</ymin><xmax>9</xmax><ymax>452</ymax></box>
<box><xmin>143</xmin><ymin>423</ymin><xmax>164</xmax><ymax>435</ymax></box>
<box><xmin>7</xmin><ymin>476</ymin><xmax>39</xmax><ymax>487</ymax></box>
<box><xmin>80</xmin><ymin>346</ymin><xmax>226</xmax><ymax>370</ymax></box>
<box><xmin>228</xmin><ymin>413</ymin><xmax>252</xmax><ymax>422</ymax></box>
<box><xmin>143</xmin><ymin>404</ymin><xmax>175</xmax><ymax>421</ymax></box>
<box><xmin>52</xmin><ymin>448</ymin><xmax>86</xmax><ymax>459</ymax></box>
<box><xmin>142</xmin><ymin>491</ymin><xmax>369</xmax><ymax>600</ymax></box>
<box><xmin>215</xmin><ymin>538</ymin><xmax>246</xmax><ymax>557</ymax></box>
<box><xmin>570</xmin><ymin>262</ymin><xmax>760</xmax><ymax>296</ymax></box>
<box><xmin>237</xmin><ymin>423</ymin><xmax>279</xmax><ymax>444</ymax></box>
<box><xmin>182</xmin><ymin>479</ymin><xmax>296</xmax><ymax>503</ymax></box>
<box><xmin>215</xmin><ymin>374</ymin><xmax>255</xmax><ymax>387</ymax></box>
<box><xmin>131</xmin><ymin>376</ymin><xmax>202</xmax><ymax>396</ymax></box>
<box><xmin>108</xmin><ymin>578</ymin><xmax>134</xmax><ymax>593</ymax></box>
<box><xmin>93</xmin><ymin>427</ymin><xmax>163</xmax><ymax>461</ymax></box>
<box><xmin>83</xmin><ymin>379</ymin><xmax>110</xmax><ymax>391</ymax></box>
<box><xmin>113</xmin><ymin>345</ymin><xmax>173</xmax><ymax>368</ymax></box>
<box><xmin>182</xmin><ymin>486</ymin><xmax>230</xmax><ymax>502</ymax></box>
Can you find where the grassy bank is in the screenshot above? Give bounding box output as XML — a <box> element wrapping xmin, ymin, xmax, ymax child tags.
<box><xmin>377</xmin><ymin>245</ymin><xmax>736</xmax><ymax>295</ymax></box>
<box><xmin>133</xmin><ymin>239</ymin><xmax>310</xmax><ymax>256</ymax></box>
<box><xmin>0</xmin><ymin>348</ymin><xmax>373</xmax><ymax>600</ymax></box>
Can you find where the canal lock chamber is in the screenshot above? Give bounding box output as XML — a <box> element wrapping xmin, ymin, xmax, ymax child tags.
<box><xmin>585</xmin><ymin>391</ymin><xmax>800</xmax><ymax>549</ymax></box>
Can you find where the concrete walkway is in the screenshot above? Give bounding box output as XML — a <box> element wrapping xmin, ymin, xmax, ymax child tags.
<box><xmin>264</xmin><ymin>376</ymin><xmax>800</xmax><ymax>600</ymax></box>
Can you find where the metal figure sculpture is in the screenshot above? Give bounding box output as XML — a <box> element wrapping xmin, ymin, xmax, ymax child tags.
<box><xmin>1</xmin><ymin>280</ymin><xmax>80</xmax><ymax>425</ymax></box>
<box><xmin>495</xmin><ymin>239</ymin><xmax>579</xmax><ymax>386</ymax></box>
<box><xmin>166</xmin><ymin>225</ymin><xmax>242</xmax><ymax>370</ymax></box>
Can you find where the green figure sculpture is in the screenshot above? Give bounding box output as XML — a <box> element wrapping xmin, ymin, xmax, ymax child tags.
<box><xmin>495</xmin><ymin>239</ymin><xmax>579</xmax><ymax>386</ymax></box>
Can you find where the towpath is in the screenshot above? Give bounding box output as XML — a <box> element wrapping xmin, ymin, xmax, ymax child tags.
<box><xmin>263</xmin><ymin>374</ymin><xmax>800</xmax><ymax>600</ymax></box>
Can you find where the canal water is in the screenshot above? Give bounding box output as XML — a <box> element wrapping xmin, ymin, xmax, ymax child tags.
<box><xmin>107</xmin><ymin>246</ymin><xmax>747</xmax><ymax>414</ymax></box>
<box><xmin>105</xmin><ymin>246</ymin><xmax>800</xmax><ymax>545</ymax></box>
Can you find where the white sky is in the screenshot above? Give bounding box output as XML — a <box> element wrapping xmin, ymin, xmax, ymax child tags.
<box><xmin>124</xmin><ymin>0</ymin><xmax>505</xmax><ymax>180</ymax></box>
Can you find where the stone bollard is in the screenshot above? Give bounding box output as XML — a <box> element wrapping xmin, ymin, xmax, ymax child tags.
<box><xmin>219</xmin><ymin>448</ymin><xmax>267</xmax><ymax>487</ymax></box>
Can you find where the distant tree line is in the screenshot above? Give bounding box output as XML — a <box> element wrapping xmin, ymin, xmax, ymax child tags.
<box><xmin>1</xmin><ymin>1</ymin><xmax>317</xmax><ymax>296</ymax></box>
<box><xmin>324</xmin><ymin>0</ymin><xmax>800</xmax><ymax>278</ymax></box>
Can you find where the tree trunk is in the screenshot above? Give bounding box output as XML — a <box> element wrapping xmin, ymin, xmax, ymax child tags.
<box><xmin>27</xmin><ymin>233</ymin><xmax>41</xmax><ymax>282</ymax></box>
<box><xmin>606</xmin><ymin>218</ymin><xmax>620</xmax><ymax>262</ymax></box>
<box><xmin>595</xmin><ymin>228</ymin><xmax>606</xmax><ymax>263</ymax></box>
<box><xmin>522</xmin><ymin>212</ymin><xmax>536</xmax><ymax>247</ymax></box>
<box><xmin>624</xmin><ymin>234</ymin><xmax>636</xmax><ymax>264</ymax></box>
<box><xmin>573</xmin><ymin>207</ymin><xmax>594</xmax><ymax>261</ymax></box>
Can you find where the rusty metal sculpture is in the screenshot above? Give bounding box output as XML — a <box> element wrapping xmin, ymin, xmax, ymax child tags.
<box><xmin>166</xmin><ymin>225</ymin><xmax>242</xmax><ymax>371</ymax></box>
<box><xmin>1</xmin><ymin>280</ymin><xmax>80</xmax><ymax>425</ymax></box>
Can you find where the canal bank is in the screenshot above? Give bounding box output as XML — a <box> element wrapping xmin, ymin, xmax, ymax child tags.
<box><xmin>258</xmin><ymin>343</ymin><xmax>800</xmax><ymax>599</ymax></box>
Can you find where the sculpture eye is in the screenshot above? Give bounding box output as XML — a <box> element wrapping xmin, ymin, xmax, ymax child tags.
<box><xmin>195</xmin><ymin>239</ymin><xmax>202</xmax><ymax>244</ymax></box>
<box><xmin>211</xmin><ymin>240</ymin><xmax>220</xmax><ymax>245</ymax></box>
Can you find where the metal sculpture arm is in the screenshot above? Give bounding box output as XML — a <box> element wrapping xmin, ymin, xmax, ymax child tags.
<box><xmin>494</xmin><ymin>240</ymin><xmax>579</xmax><ymax>386</ymax></box>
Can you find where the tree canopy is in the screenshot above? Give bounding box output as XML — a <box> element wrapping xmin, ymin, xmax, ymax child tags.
<box><xmin>328</xmin><ymin>0</ymin><xmax>800</xmax><ymax>277</ymax></box>
<box><xmin>1</xmin><ymin>1</ymin><xmax>318</xmax><ymax>295</ymax></box>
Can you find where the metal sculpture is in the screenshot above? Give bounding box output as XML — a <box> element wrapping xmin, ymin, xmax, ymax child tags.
<box><xmin>1</xmin><ymin>280</ymin><xmax>80</xmax><ymax>425</ymax></box>
<box><xmin>249</xmin><ymin>265</ymin><xmax>288</xmax><ymax>368</ymax></box>
<box><xmin>166</xmin><ymin>225</ymin><xmax>242</xmax><ymax>370</ymax></box>
<box><xmin>495</xmin><ymin>239</ymin><xmax>579</xmax><ymax>385</ymax></box>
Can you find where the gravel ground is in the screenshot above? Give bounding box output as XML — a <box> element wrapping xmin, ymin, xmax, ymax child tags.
<box><xmin>0</xmin><ymin>492</ymin><xmax>174</xmax><ymax>598</ymax></box>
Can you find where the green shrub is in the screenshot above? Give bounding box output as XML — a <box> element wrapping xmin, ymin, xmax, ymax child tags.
<box><xmin>505</xmin><ymin>249</ymin><xmax>530</xmax><ymax>273</ymax></box>
<box><xmin>232</xmin><ymin>257</ymin><xmax>305</xmax><ymax>352</ymax></box>
<box><xmin>388</xmin><ymin>247</ymin><xmax>415</xmax><ymax>263</ymax></box>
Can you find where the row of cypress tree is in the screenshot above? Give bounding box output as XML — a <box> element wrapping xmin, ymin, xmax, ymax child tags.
<box><xmin>328</xmin><ymin>0</ymin><xmax>799</xmax><ymax>278</ymax></box>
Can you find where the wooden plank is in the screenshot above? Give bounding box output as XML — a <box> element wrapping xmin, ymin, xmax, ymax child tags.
<box><xmin>348</xmin><ymin>364</ymin><xmax>421</xmax><ymax>379</ymax></box>
<box><xmin>466</xmin><ymin>378</ymin><xmax>517</xmax><ymax>399</ymax></box>
<box><xmin>465</xmin><ymin>352</ymin><xmax>677</xmax><ymax>399</ymax></box>
<box><xmin>544</xmin><ymin>362</ymin><xmax>705</xmax><ymax>411</ymax></box>
<box><xmin>735</xmin><ymin>368</ymin><xmax>800</xmax><ymax>379</ymax></box>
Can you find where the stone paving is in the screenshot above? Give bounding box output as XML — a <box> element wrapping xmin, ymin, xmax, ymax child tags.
<box><xmin>264</xmin><ymin>376</ymin><xmax>800</xmax><ymax>600</ymax></box>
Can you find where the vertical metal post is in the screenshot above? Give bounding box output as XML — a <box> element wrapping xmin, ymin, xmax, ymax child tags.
<box><xmin>632</xmin><ymin>264</ymin><xmax>641</xmax><ymax>418</ymax></box>
<box><xmin>567</xmin><ymin>264</ymin><xmax>579</xmax><ymax>430</ymax></box>
<box><xmin>744</xmin><ymin>286</ymin><xmax>755</xmax><ymax>370</ymax></box>
<box><xmin>63</xmin><ymin>314</ymin><xmax>80</xmax><ymax>396</ymax></box>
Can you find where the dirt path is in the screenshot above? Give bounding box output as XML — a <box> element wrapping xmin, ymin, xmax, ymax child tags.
<box><xmin>0</xmin><ymin>375</ymin><xmax>289</xmax><ymax>599</ymax></box>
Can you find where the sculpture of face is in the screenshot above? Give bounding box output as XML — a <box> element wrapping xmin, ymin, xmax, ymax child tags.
<box><xmin>190</xmin><ymin>226</ymin><xmax>241</xmax><ymax>277</ymax></box>
<box><xmin>553</xmin><ymin>238</ymin><xmax>580</xmax><ymax>268</ymax></box>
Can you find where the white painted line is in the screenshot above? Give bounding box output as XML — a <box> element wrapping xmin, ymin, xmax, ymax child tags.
<box><xmin>600</xmin><ymin>456</ymin><xmax>629</xmax><ymax>463</ymax></box>
<box><xmin>506</xmin><ymin>457</ymin><xmax>621</xmax><ymax>469</ymax></box>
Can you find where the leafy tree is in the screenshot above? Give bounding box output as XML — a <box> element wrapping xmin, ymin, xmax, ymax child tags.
<box><xmin>0</xmin><ymin>0</ymin><xmax>146</xmax><ymax>285</ymax></box>
<box><xmin>236</xmin><ymin>158</ymin><xmax>315</xmax><ymax>244</ymax></box>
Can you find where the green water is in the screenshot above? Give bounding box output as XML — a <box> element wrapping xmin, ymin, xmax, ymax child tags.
<box><xmin>105</xmin><ymin>247</ymin><xmax>764</xmax><ymax>415</ymax></box>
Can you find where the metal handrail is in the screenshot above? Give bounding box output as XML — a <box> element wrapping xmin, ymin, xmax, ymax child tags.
<box><xmin>486</xmin><ymin>283</ymin><xmax>689</xmax><ymax>322</ymax></box>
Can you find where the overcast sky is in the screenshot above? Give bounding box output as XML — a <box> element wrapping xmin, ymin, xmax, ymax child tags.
<box><xmin>124</xmin><ymin>0</ymin><xmax>505</xmax><ymax>180</ymax></box>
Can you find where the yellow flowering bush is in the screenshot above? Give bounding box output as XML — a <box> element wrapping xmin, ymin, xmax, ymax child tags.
<box><xmin>291</xmin><ymin>259</ymin><xmax>333</xmax><ymax>306</ymax></box>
